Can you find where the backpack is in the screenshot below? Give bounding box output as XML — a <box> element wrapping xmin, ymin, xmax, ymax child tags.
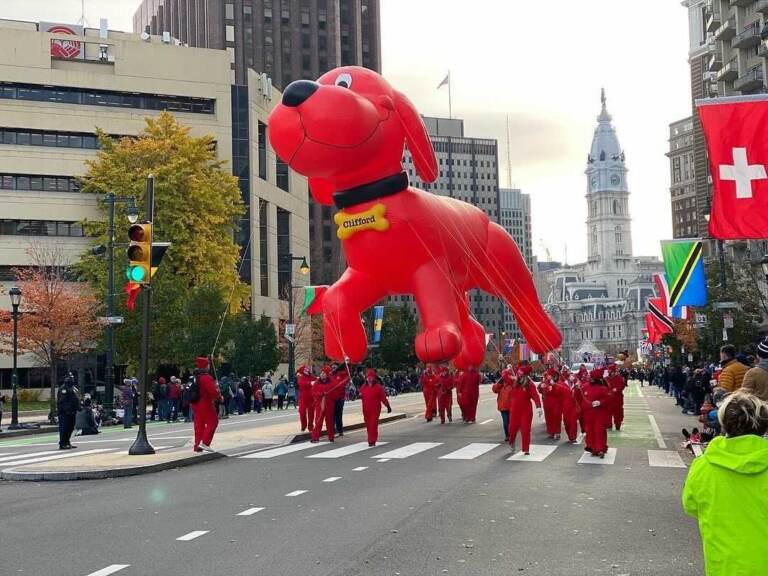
<box><xmin>189</xmin><ymin>377</ymin><xmax>201</xmax><ymax>403</ymax></box>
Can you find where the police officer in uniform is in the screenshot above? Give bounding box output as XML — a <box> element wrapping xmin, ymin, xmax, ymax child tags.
<box><xmin>57</xmin><ymin>374</ymin><xmax>80</xmax><ymax>450</ymax></box>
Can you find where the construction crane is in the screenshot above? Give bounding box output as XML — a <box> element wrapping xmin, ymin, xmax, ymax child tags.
<box><xmin>538</xmin><ymin>239</ymin><xmax>553</xmax><ymax>262</ymax></box>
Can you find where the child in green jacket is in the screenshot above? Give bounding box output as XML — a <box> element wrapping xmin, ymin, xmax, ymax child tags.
<box><xmin>682</xmin><ymin>392</ymin><xmax>768</xmax><ymax>576</ymax></box>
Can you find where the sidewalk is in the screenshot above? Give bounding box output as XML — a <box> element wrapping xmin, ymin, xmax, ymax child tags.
<box><xmin>0</xmin><ymin>410</ymin><xmax>407</xmax><ymax>482</ymax></box>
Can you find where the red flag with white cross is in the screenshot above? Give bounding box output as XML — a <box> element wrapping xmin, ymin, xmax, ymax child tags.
<box><xmin>697</xmin><ymin>96</ymin><xmax>768</xmax><ymax>239</ymax></box>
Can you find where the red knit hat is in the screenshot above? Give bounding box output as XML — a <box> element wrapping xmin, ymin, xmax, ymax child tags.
<box><xmin>516</xmin><ymin>365</ymin><xmax>532</xmax><ymax>378</ymax></box>
<box><xmin>195</xmin><ymin>357</ymin><xmax>209</xmax><ymax>370</ymax></box>
<box><xmin>589</xmin><ymin>368</ymin><xmax>604</xmax><ymax>381</ymax></box>
<box><xmin>321</xmin><ymin>365</ymin><xmax>332</xmax><ymax>375</ymax></box>
<box><xmin>158</xmin><ymin>377</ymin><xmax>166</xmax><ymax>385</ymax></box>
<box><xmin>366</xmin><ymin>368</ymin><xmax>377</xmax><ymax>379</ymax></box>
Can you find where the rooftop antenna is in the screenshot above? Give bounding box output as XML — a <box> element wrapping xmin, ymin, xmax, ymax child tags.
<box><xmin>77</xmin><ymin>0</ymin><xmax>89</xmax><ymax>27</ymax></box>
<box><xmin>505</xmin><ymin>114</ymin><xmax>513</xmax><ymax>188</ymax></box>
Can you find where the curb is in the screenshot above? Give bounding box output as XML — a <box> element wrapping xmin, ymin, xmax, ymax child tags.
<box><xmin>0</xmin><ymin>425</ymin><xmax>57</xmax><ymax>439</ymax></box>
<box><xmin>0</xmin><ymin>412</ymin><xmax>408</xmax><ymax>482</ymax></box>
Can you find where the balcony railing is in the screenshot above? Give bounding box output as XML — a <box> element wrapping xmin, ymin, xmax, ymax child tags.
<box><xmin>717</xmin><ymin>57</ymin><xmax>739</xmax><ymax>82</ymax></box>
<box><xmin>714</xmin><ymin>17</ymin><xmax>737</xmax><ymax>41</ymax></box>
<box><xmin>708</xmin><ymin>52</ymin><xmax>724</xmax><ymax>71</ymax></box>
<box><xmin>733</xmin><ymin>24</ymin><xmax>761</xmax><ymax>49</ymax></box>
<box><xmin>706</xmin><ymin>3</ymin><xmax>722</xmax><ymax>32</ymax></box>
<box><xmin>734</xmin><ymin>66</ymin><xmax>765</xmax><ymax>92</ymax></box>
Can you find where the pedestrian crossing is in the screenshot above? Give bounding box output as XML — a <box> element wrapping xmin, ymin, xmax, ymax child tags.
<box><xmin>0</xmin><ymin>445</ymin><xmax>183</xmax><ymax>470</ymax></box>
<box><xmin>237</xmin><ymin>440</ymin><xmax>690</xmax><ymax>469</ymax></box>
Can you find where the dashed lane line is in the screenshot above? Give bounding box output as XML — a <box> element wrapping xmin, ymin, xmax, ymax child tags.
<box><xmin>285</xmin><ymin>490</ymin><xmax>308</xmax><ymax>497</ymax></box>
<box><xmin>237</xmin><ymin>507</ymin><xmax>265</xmax><ymax>516</ymax></box>
<box><xmin>352</xmin><ymin>466</ymin><xmax>368</xmax><ymax>471</ymax></box>
<box><xmin>479</xmin><ymin>419</ymin><xmax>495</xmax><ymax>425</ymax></box>
<box><xmin>84</xmin><ymin>565</ymin><xmax>131</xmax><ymax>576</ymax></box>
<box><xmin>323</xmin><ymin>477</ymin><xmax>342</xmax><ymax>482</ymax></box>
<box><xmin>176</xmin><ymin>531</ymin><xmax>209</xmax><ymax>542</ymax></box>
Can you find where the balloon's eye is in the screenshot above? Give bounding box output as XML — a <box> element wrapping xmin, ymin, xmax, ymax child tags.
<box><xmin>335</xmin><ymin>73</ymin><xmax>352</xmax><ymax>89</ymax></box>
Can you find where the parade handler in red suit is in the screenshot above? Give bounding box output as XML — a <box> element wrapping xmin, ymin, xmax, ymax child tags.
<box><xmin>554</xmin><ymin>369</ymin><xmax>579</xmax><ymax>443</ymax></box>
<box><xmin>360</xmin><ymin>368</ymin><xmax>392</xmax><ymax>446</ymax></box>
<box><xmin>605</xmin><ymin>364</ymin><xmax>627</xmax><ymax>431</ymax></box>
<box><xmin>458</xmin><ymin>365</ymin><xmax>480</xmax><ymax>423</ymax></box>
<box><xmin>311</xmin><ymin>367</ymin><xmax>336</xmax><ymax>442</ymax></box>
<box><xmin>420</xmin><ymin>366</ymin><xmax>438</xmax><ymax>422</ymax></box>
<box><xmin>539</xmin><ymin>368</ymin><xmax>563</xmax><ymax>439</ymax></box>
<box><xmin>297</xmin><ymin>365</ymin><xmax>315</xmax><ymax>432</ymax></box>
<box><xmin>581</xmin><ymin>369</ymin><xmax>610</xmax><ymax>458</ymax></box>
<box><xmin>508</xmin><ymin>365</ymin><xmax>543</xmax><ymax>454</ymax></box>
<box><xmin>191</xmin><ymin>357</ymin><xmax>223</xmax><ymax>453</ymax></box>
<box><xmin>437</xmin><ymin>366</ymin><xmax>455</xmax><ymax>424</ymax></box>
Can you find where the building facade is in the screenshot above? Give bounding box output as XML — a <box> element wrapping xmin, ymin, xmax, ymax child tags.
<box><xmin>0</xmin><ymin>20</ymin><xmax>307</xmax><ymax>387</ymax></box>
<box><xmin>499</xmin><ymin>188</ymin><xmax>532</xmax><ymax>338</ymax></box>
<box><xmin>667</xmin><ymin>116</ymin><xmax>698</xmax><ymax>239</ymax></box>
<box><xmin>391</xmin><ymin>116</ymin><xmax>504</xmax><ymax>335</ymax></box>
<box><xmin>545</xmin><ymin>93</ymin><xmax>663</xmax><ymax>361</ymax></box>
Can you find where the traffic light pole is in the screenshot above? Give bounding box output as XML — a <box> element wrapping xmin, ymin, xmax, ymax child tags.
<box><xmin>129</xmin><ymin>176</ymin><xmax>156</xmax><ymax>456</ymax></box>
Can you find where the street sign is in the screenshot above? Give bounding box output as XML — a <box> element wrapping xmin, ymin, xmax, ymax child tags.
<box><xmin>723</xmin><ymin>313</ymin><xmax>734</xmax><ymax>329</ymax></box>
<box><xmin>98</xmin><ymin>316</ymin><xmax>124</xmax><ymax>325</ymax></box>
<box><xmin>713</xmin><ymin>302</ymin><xmax>740</xmax><ymax>310</ymax></box>
<box><xmin>695</xmin><ymin>313</ymin><xmax>707</xmax><ymax>326</ymax></box>
<box><xmin>285</xmin><ymin>323</ymin><xmax>295</xmax><ymax>336</ymax></box>
<box><xmin>688</xmin><ymin>353</ymin><xmax>694</xmax><ymax>363</ymax></box>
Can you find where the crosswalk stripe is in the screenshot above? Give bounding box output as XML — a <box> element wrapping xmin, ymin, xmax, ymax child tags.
<box><xmin>307</xmin><ymin>441</ymin><xmax>387</xmax><ymax>459</ymax></box>
<box><xmin>578</xmin><ymin>447</ymin><xmax>617</xmax><ymax>465</ymax></box>
<box><xmin>237</xmin><ymin>507</ymin><xmax>265</xmax><ymax>516</ymax></box>
<box><xmin>373</xmin><ymin>442</ymin><xmax>442</xmax><ymax>459</ymax></box>
<box><xmin>648</xmin><ymin>450</ymin><xmax>686</xmax><ymax>468</ymax></box>
<box><xmin>176</xmin><ymin>530</ymin><xmax>208</xmax><ymax>541</ymax></box>
<box><xmin>0</xmin><ymin>450</ymin><xmax>61</xmax><ymax>463</ymax></box>
<box><xmin>285</xmin><ymin>490</ymin><xmax>307</xmax><ymax>497</ymax></box>
<box><xmin>85</xmin><ymin>565</ymin><xmax>131</xmax><ymax>576</ymax></box>
<box><xmin>507</xmin><ymin>444</ymin><xmax>559</xmax><ymax>462</ymax></box>
<box><xmin>0</xmin><ymin>448</ymin><xmax>114</xmax><ymax>468</ymax></box>
<box><xmin>239</xmin><ymin>441</ymin><xmax>323</xmax><ymax>459</ymax></box>
<box><xmin>439</xmin><ymin>443</ymin><xmax>499</xmax><ymax>460</ymax></box>
<box><xmin>323</xmin><ymin>476</ymin><xmax>342</xmax><ymax>482</ymax></box>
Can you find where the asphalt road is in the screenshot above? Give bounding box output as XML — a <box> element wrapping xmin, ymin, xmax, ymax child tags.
<box><xmin>0</xmin><ymin>384</ymin><xmax>702</xmax><ymax>576</ymax></box>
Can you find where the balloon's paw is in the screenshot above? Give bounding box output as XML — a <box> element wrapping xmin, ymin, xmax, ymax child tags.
<box><xmin>415</xmin><ymin>325</ymin><xmax>462</xmax><ymax>363</ymax></box>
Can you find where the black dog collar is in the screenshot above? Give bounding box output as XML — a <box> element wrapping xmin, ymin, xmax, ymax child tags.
<box><xmin>333</xmin><ymin>172</ymin><xmax>409</xmax><ymax>209</ymax></box>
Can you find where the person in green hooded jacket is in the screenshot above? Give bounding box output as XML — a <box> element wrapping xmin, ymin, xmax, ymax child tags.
<box><xmin>682</xmin><ymin>391</ymin><xmax>768</xmax><ymax>576</ymax></box>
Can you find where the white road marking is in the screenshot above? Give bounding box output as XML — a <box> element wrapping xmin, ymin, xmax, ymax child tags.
<box><xmin>352</xmin><ymin>466</ymin><xmax>368</xmax><ymax>471</ymax></box>
<box><xmin>635</xmin><ymin>385</ymin><xmax>644</xmax><ymax>398</ymax></box>
<box><xmin>307</xmin><ymin>441</ymin><xmax>386</xmax><ymax>458</ymax></box>
<box><xmin>176</xmin><ymin>530</ymin><xmax>209</xmax><ymax>541</ymax></box>
<box><xmin>373</xmin><ymin>442</ymin><xmax>442</xmax><ymax>459</ymax></box>
<box><xmin>376</xmin><ymin>459</ymin><xmax>391</xmax><ymax>462</ymax></box>
<box><xmin>507</xmin><ymin>444</ymin><xmax>559</xmax><ymax>462</ymax></box>
<box><xmin>0</xmin><ymin>448</ymin><xmax>114</xmax><ymax>468</ymax></box>
<box><xmin>0</xmin><ymin>450</ymin><xmax>62</xmax><ymax>463</ymax></box>
<box><xmin>648</xmin><ymin>450</ymin><xmax>686</xmax><ymax>468</ymax></box>
<box><xmin>648</xmin><ymin>415</ymin><xmax>667</xmax><ymax>448</ymax></box>
<box><xmin>237</xmin><ymin>507</ymin><xmax>265</xmax><ymax>516</ymax></box>
<box><xmin>285</xmin><ymin>490</ymin><xmax>308</xmax><ymax>497</ymax></box>
<box><xmin>323</xmin><ymin>476</ymin><xmax>342</xmax><ymax>482</ymax></box>
<box><xmin>121</xmin><ymin>445</ymin><xmax>172</xmax><ymax>454</ymax></box>
<box><xmin>439</xmin><ymin>443</ymin><xmax>499</xmax><ymax>460</ymax></box>
<box><xmin>85</xmin><ymin>565</ymin><xmax>131</xmax><ymax>576</ymax></box>
<box><xmin>479</xmin><ymin>419</ymin><xmax>494</xmax><ymax>425</ymax></box>
<box><xmin>577</xmin><ymin>447</ymin><xmax>617</xmax><ymax>465</ymax></box>
<box><xmin>239</xmin><ymin>441</ymin><xmax>323</xmax><ymax>459</ymax></box>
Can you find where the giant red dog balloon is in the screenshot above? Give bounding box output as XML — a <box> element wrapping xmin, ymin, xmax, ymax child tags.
<box><xmin>268</xmin><ymin>67</ymin><xmax>561</xmax><ymax>367</ymax></box>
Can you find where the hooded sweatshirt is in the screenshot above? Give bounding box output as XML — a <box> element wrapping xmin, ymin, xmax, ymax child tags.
<box><xmin>682</xmin><ymin>434</ymin><xmax>768</xmax><ymax>576</ymax></box>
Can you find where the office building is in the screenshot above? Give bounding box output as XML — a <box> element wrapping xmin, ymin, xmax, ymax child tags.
<box><xmin>499</xmin><ymin>188</ymin><xmax>532</xmax><ymax>338</ymax></box>
<box><xmin>667</xmin><ymin>116</ymin><xmax>698</xmax><ymax>238</ymax></box>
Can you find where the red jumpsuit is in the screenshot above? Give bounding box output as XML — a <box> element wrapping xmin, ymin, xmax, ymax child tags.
<box><xmin>508</xmin><ymin>382</ymin><xmax>541</xmax><ymax>453</ymax></box>
<box><xmin>540</xmin><ymin>377</ymin><xmax>562</xmax><ymax>437</ymax></box>
<box><xmin>297</xmin><ymin>371</ymin><xmax>315</xmax><ymax>432</ymax></box>
<box><xmin>191</xmin><ymin>372</ymin><xmax>221</xmax><ymax>450</ymax></box>
<box><xmin>606</xmin><ymin>372</ymin><xmax>627</xmax><ymax>431</ymax></box>
<box><xmin>311</xmin><ymin>378</ymin><xmax>335</xmax><ymax>442</ymax></box>
<box><xmin>581</xmin><ymin>383</ymin><xmax>610</xmax><ymax>455</ymax></box>
<box><xmin>420</xmin><ymin>370</ymin><xmax>437</xmax><ymax>421</ymax></box>
<box><xmin>437</xmin><ymin>370</ymin><xmax>454</xmax><ymax>424</ymax></box>
<box><xmin>553</xmin><ymin>380</ymin><xmax>578</xmax><ymax>442</ymax></box>
<box><xmin>360</xmin><ymin>382</ymin><xmax>391</xmax><ymax>445</ymax></box>
<box><xmin>458</xmin><ymin>368</ymin><xmax>480</xmax><ymax>423</ymax></box>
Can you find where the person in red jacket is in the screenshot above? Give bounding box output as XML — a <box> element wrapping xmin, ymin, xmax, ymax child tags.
<box><xmin>605</xmin><ymin>364</ymin><xmax>627</xmax><ymax>431</ymax></box>
<box><xmin>581</xmin><ymin>368</ymin><xmax>610</xmax><ymax>458</ymax></box>
<box><xmin>539</xmin><ymin>368</ymin><xmax>562</xmax><ymax>439</ymax></box>
<box><xmin>311</xmin><ymin>367</ymin><xmax>336</xmax><ymax>443</ymax></box>
<box><xmin>420</xmin><ymin>366</ymin><xmax>437</xmax><ymax>422</ymax></box>
<box><xmin>458</xmin><ymin>365</ymin><xmax>481</xmax><ymax>423</ymax></box>
<box><xmin>191</xmin><ymin>357</ymin><xmax>223</xmax><ymax>453</ymax></box>
<box><xmin>437</xmin><ymin>366</ymin><xmax>455</xmax><ymax>424</ymax></box>
<box><xmin>508</xmin><ymin>365</ymin><xmax>543</xmax><ymax>454</ymax></box>
<box><xmin>492</xmin><ymin>368</ymin><xmax>516</xmax><ymax>440</ymax></box>
<box><xmin>553</xmin><ymin>370</ymin><xmax>579</xmax><ymax>443</ymax></box>
<box><xmin>360</xmin><ymin>368</ymin><xmax>392</xmax><ymax>446</ymax></box>
<box><xmin>296</xmin><ymin>365</ymin><xmax>315</xmax><ymax>432</ymax></box>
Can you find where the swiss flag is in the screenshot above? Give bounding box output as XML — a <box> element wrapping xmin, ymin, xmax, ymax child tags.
<box><xmin>698</xmin><ymin>98</ymin><xmax>768</xmax><ymax>239</ymax></box>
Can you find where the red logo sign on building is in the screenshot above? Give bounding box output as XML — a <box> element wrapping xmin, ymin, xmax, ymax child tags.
<box><xmin>45</xmin><ymin>23</ymin><xmax>83</xmax><ymax>59</ymax></box>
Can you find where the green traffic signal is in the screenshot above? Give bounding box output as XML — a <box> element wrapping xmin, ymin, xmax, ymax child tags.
<box><xmin>127</xmin><ymin>265</ymin><xmax>147</xmax><ymax>283</ymax></box>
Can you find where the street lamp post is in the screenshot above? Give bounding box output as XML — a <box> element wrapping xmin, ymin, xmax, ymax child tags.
<box><xmin>283</xmin><ymin>253</ymin><xmax>310</xmax><ymax>382</ymax></box>
<box><xmin>7</xmin><ymin>287</ymin><xmax>22</xmax><ymax>430</ymax></box>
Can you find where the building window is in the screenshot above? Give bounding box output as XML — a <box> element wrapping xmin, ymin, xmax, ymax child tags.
<box><xmin>0</xmin><ymin>82</ymin><xmax>214</xmax><ymax>114</ymax></box>
<box><xmin>0</xmin><ymin>220</ymin><xmax>84</xmax><ymax>237</ymax></box>
<box><xmin>615</xmin><ymin>225</ymin><xmax>623</xmax><ymax>245</ymax></box>
<box><xmin>225</xmin><ymin>3</ymin><xmax>235</xmax><ymax>20</ymax></box>
<box><xmin>0</xmin><ymin>128</ymin><xmax>99</xmax><ymax>150</ymax></box>
<box><xmin>0</xmin><ymin>173</ymin><xmax>80</xmax><ymax>192</ymax></box>
<box><xmin>258</xmin><ymin>121</ymin><xmax>267</xmax><ymax>180</ymax></box>
<box><xmin>276</xmin><ymin>157</ymin><xmax>290</xmax><ymax>191</ymax></box>
<box><xmin>259</xmin><ymin>199</ymin><xmax>269</xmax><ymax>297</ymax></box>
<box><xmin>277</xmin><ymin>208</ymin><xmax>291</xmax><ymax>298</ymax></box>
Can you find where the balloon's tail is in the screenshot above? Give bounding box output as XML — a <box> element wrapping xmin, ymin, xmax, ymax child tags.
<box><xmin>300</xmin><ymin>285</ymin><xmax>329</xmax><ymax>316</ymax></box>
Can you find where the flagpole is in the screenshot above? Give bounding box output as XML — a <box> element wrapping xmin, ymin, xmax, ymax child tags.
<box><xmin>448</xmin><ymin>70</ymin><xmax>452</xmax><ymax>119</ymax></box>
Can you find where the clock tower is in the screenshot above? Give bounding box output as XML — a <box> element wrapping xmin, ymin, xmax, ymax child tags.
<box><xmin>584</xmin><ymin>89</ymin><xmax>634</xmax><ymax>298</ymax></box>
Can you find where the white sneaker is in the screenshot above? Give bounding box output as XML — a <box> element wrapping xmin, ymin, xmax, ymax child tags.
<box><xmin>198</xmin><ymin>443</ymin><xmax>215</xmax><ymax>453</ymax></box>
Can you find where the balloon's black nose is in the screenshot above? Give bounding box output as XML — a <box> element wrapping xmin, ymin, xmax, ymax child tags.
<box><xmin>282</xmin><ymin>80</ymin><xmax>319</xmax><ymax>107</ymax></box>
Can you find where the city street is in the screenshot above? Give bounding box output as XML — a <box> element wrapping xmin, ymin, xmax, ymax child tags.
<box><xmin>0</xmin><ymin>384</ymin><xmax>702</xmax><ymax>576</ymax></box>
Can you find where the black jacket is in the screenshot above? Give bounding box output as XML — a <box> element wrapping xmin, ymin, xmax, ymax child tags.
<box><xmin>56</xmin><ymin>385</ymin><xmax>80</xmax><ymax>416</ymax></box>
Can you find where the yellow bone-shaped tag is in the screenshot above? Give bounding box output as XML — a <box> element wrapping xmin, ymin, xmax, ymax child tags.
<box><xmin>334</xmin><ymin>203</ymin><xmax>390</xmax><ymax>240</ymax></box>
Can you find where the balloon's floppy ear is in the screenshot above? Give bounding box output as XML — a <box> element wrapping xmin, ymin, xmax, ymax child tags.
<box><xmin>308</xmin><ymin>177</ymin><xmax>334</xmax><ymax>206</ymax></box>
<box><xmin>392</xmin><ymin>90</ymin><xmax>438</xmax><ymax>183</ymax></box>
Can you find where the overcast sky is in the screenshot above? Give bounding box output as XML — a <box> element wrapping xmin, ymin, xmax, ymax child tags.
<box><xmin>2</xmin><ymin>0</ymin><xmax>692</xmax><ymax>264</ymax></box>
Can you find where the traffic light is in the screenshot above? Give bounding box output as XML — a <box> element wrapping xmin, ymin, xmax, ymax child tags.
<box><xmin>126</xmin><ymin>222</ymin><xmax>152</xmax><ymax>284</ymax></box>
